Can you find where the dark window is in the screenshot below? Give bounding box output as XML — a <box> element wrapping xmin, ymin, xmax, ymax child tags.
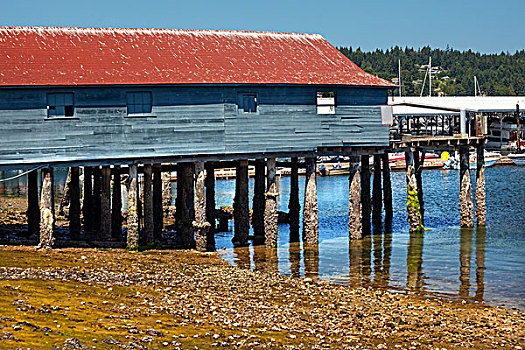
<box><xmin>47</xmin><ymin>93</ymin><xmax>74</xmax><ymax>118</ymax></box>
<box><xmin>238</xmin><ymin>93</ymin><xmax>257</xmax><ymax>113</ymax></box>
<box><xmin>316</xmin><ymin>91</ymin><xmax>335</xmax><ymax>115</ymax></box>
<box><xmin>127</xmin><ymin>91</ymin><xmax>152</xmax><ymax>115</ymax></box>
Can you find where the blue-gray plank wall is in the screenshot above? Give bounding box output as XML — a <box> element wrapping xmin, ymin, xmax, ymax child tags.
<box><xmin>0</xmin><ymin>85</ymin><xmax>389</xmax><ymax>168</ymax></box>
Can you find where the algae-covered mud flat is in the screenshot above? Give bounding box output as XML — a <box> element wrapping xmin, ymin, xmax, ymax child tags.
<box><xmin>0</xmin><ymin>247</ymin><xmax>524</xmax><ymax>349</ymax></box>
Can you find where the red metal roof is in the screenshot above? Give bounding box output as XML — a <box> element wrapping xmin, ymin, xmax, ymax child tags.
<box><xmin>0</xmin><ymin>26</ymin><xmax>394</xmax><ymax>87</ymax></box>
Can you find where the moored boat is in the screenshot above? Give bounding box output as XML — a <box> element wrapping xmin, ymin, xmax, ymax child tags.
<box><xmin>508</xmin><ymin>153</ymin><xmax>525</xmax><ymax>166</ymax></box>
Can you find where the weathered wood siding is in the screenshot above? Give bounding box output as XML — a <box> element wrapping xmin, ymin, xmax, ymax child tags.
<box><xmin>0</xmin><ymin>85</ymin><xmax>388</xmax><ymax>168</ymax></box>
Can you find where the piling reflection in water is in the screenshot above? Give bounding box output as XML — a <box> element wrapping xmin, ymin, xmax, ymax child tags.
<box><xmin>475</xmin><ymin>227</ymin><xmax>486</xmax><ymax>301</ymax></box>
<box><xmin>233</xmin><ymin>245</ymin><xmax>251</xmax><ymax>269</ymax></box>
<box><xmin>459</xmin><ymin>228</ymin><xmax>473</xmax><ymax>298</ymax></box>
<box><xmin>303</xmin><ymin>244</ymin><xmax>319</xmax><ymax>281</ymax></box>
<box><xmin>406</xmin><ymin>231</ymin><xmax>424</xmax><ymax>291</ymax></box>
<box><xmin>288</xmin><ymin>242</ymin><xmax>301</xmax><ymax>278</ymax></box>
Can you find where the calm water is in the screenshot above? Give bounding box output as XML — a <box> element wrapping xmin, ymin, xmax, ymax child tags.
<box><xmin>0</xmin><ymin>167</ymin><xmax>524</xmax><ymax>309</ymax></box>
<box><xmin>214</xmin><ymin>167</ymin><xmax>525</xmax><ymax>309</ymax></box>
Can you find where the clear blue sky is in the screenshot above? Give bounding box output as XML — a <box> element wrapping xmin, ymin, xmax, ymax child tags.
<box><xmin>2</xmin><ymin>0</ymin><xmax>524</xmax><ymax>53</ymax></box>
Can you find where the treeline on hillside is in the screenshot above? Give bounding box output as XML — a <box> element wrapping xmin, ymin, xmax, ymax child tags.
<box><xmin>338</xmin><ymin>46</ymin><xmax>525</xmax><ymax>96</ymax></box>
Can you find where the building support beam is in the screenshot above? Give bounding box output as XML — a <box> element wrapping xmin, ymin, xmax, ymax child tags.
<box><xmin>459</xmin><ymin>146</ymin><xmax>474</xmax><ymax>227</ymax></box>
<box><xmin>252</xmin><ymin>159</ymin><xmax>266</xmax><ymax>243</ymax></box>
<box><xmin>381</xmin><ymin>153</ymin><xmax>393</xmax><ymax>229</ymax></box>
<box><xmin>143</xmin><ymin>164</ymin><xmax>154</xmax><ymax>244</ymax></box>
<box><xmin>264</xmin><ymin>158</ymin><xmax>278</xmax><ymax>247</ymax></box>
<box><xmin>348</xmin><ymin>157</ymin><xmax>362</xmax><ymax>240</ymax></box>
<box><xmin>372</xmin><ymin>154</ymin><xmax>382</xmax><ymax>230</ymax></box>
<box><xmin>233</xmin><ymin>160</ymin><xmax>250</xmax><ymax>246</ymax></box>
<box><xmin>27</xmin><ymin>170</ymin><xmax>40</xmax><ymax>237</ymax></box>
<box><xmin>69</xmin><ymin>167</ymin><xmax>81</xmax><ymax>240</ymax></box>
<box><xmin>127</xmin><ymin>165</ymin><xmax>139</xmax><ymax>251</ymax></box>
<box><xmin>82</xmin><ymin>167</ymin><xmax>94</xmax><ymax>233</ymax></box>
<box><xmin>100</xmin><ymin>166</ymin><xmax>112</xmax><ymax>240</ymax></box>
<box><xmin>288</xmin><ymin>157</ymin><xmax>300</xmax><ymax>242</ymax></box>
<box><xmin>205</xmin><ymin>162</ymin><xmax>216</xmax><ymax>234</ymax></box>
<box><xmin>176</xmin><ymin>163</ymin><xmax>195</xmax><ymax>248</ymax></box>
<box><xmin>475</xmin><ymin>144</ymin><xmax>486</xmax><ymax>226</ymax></box>
<box><xmin>413</xmin><ymin>148</ymin><xmax>425</xmax><ymax>224</ymax></box>
<box><xmin>360</xmin><ymin>155</ymin><xmax>371</xmax><ymax>236</ymax></box>
<box><xmin>38</xmin><ymin>168</ymin><xmax>54</xmax><ymax>249</ymax></box>
<box><xmin>405</xmin><ymin>150</ymin><xmax>424</xmax><ymax>232</ymax></box>
<box><xmin>302</xmin><ymin>157</ymin><xmax>318</xmax><ymax>245</ymax></box>
<box><xmin>92</xmin><ymin>167</ymin><xmax>101</xmax><ymax>232</ymax></box>
<box><xmin>162</xmin><ymin>171</ymin><xmax>172</xmax><ymax>218</ymax></box>
<box><xmin>194</xmin><ymin>161</ymin><xmax>212</xmax><ymax>252</ymax></box>
<box><xmin>111</xmin><ymin>166</ymin><xmax>122</xmax><ymax>240</ymax></box>
<box><xmin>58</xmin><ymin>168</ymin><xmax>71</xmax><ymax>217</ymax></box>
<box><xmin>152</xmin><ymin>164</ymin><xmax>163</xmax><ymax>241</ymax></box>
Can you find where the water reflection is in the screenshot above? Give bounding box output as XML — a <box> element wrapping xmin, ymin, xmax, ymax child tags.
<box><xmin>303</xmin><ymin>244</ymin><xmax>319</xmax><ymax>281</ymax></box>
<box><xmin>475</xmin><ymin>227</ymin><xmax>486</xmax><ymax>301</ymax></box>
<box><xmin>459</xmin><ymin>228</ymin><xmax>473</xmax><ymax>298</ymax></box>
<box><xmin>406</xmin><ymin>231</ymin><xmax>424</xmax><ymax>291</ymax></box>
<box><xmin>289</xmin><ymin>242</ymin><xmax>301</xmax><ymax>278</ymax></box>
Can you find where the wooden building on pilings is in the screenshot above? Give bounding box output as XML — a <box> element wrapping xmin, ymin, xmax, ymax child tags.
<box><xmin>2</xmin><ymin>26</ymin><xmax>480</xmax><ymax>252</ymax></box>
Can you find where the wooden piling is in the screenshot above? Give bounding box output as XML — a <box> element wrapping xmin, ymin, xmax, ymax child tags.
<box><xmin>194</xmin><ymin>162</ymin><xmax>211</xmax><ymax>252</ymax></box>
<box><xmin>459</xmin><ymin>146</ymin><xmax>474</xmax><ymax>228</ymax></box>
<box><xmin>360</xmin><ymin>155</ymin><xmax>371</xmax><ymax>236</ymax></box>
<box><xmin>152</xmin><ymin>164</ymin><xmax>163</xmax><ymax>241</ymax></box>
<box><xmin>100</xmin><ymin>166</ymin><xmax>112</xmax><ymax>240</ymax></box>
<box><xmin>264</xmin><ymin>158</ymin><xmax>278</xmax><ymax>247</ymax></box>
<box><xmin>176</xmin><ymin>163</ymin><xmax>195</xmax><ymax>248</ymax></box>
<box><xmin>58</xmin><ymin>167</ymin><xmax>71</xmax><ymax>217</ymax></box>
<box><xmin>372</xmin><ymin>154</ymin><xmax>382</xmax><ymax>230</ymax></box>
<box><xmin>111</xmin><ymin>166</ymin><xmax>122</xmax><ymax>240</ymax></box>
<box><xmin>348</xmin><ymin>157</ymin><xmax>362</xmax><ymax>240</ymax></box>
<box><xmin>93</xmin><ymin>167</ymin><xmax>101</xmax><ymax>232</ymax></box>
<box><xmin>69</xmin><ymin>167</ymin><xmax>81</xmax><ymax>240</ymax></box>
<box><xmin>405</xmin><ymin>150</ymin><xmax>424</xmax><ymax>232</ymax></box>
<box><xmin>142</xmin><ymin>164</ymin><xmax>154</xmax><ymax>244</ymax></box>
<box><xmin>252</xmin><ymin>159</ymin><xmax>266</xmax><ymax>242</ymax></box>
<box><xmin>233</xmin><ymin>160</ymin><xmax>250</xmax><ymax>246</ymax></box>
<box><xmin>127</xmin><ymin>165</ymin><xmax>139</xmax><ymax>251</ymax></box>
<box><xmin>303</xmin><ymin>157</ymin><xmax>318</xmax><ymax>245</ymax></box>
<box><xmin>82</xmin><ymin>167</ymin><xmax>94</xmax><ymax>232</ymax></box>
<box><xmin>381</xmin><ymin>153</ymin><xmax>393</xmax><ymax>228</ymax></box>
<box><xmin>205</xmin><ymin>162</ymin><xmax>216</xmax><ymax>234</ymax></box>
<box><xmin>413</xmin><ymin>148</ymin><xmax>425</xmax><ymax>224</ymax></box>
<box><xmin>475</xmin><ymin>144</ymin><xmax>486</xmax><ymax>226</ymax></box>
<box><xmin>27</xmin><ymin>170</ymin><xmax>40</xmax><ymax>237</ymax></box>
<box><xmin>161</xmin><ymin>171</ymin><xmax>172</xmax><ymax>217</ymax></box>
<box><xmin>38</xmin><ymin>168</ymin><xmax>54</xmax><ymax>249</ymax></box>
<box><xmin>288</xmin><ymin>157</ymin><xmax>300</xmax><ymax>242</ymax></box>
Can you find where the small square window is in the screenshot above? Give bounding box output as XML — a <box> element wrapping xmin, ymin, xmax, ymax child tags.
<box><xmin>317</xmin><ymin>91</ymin><xmax>335</xmax><ymax>115</ymax></box>
<box><xmin>127</xmin><ymin>91</ymin><xmax>152</xmax><ymax>115</ymax></box>
<box><xmin>237</xmin><ymin>93</ymin><xmax>257</xmax><ymax>113</ymax></box>
<box><xmin>47</xmin><ymin>93</ymin><xmax>74</xmax><ymax>118</ymax></box>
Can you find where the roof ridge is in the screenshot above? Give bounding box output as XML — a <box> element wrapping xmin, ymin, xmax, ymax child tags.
<box><xmin>0</xmin><ymin>26</ymin><xmax>324</xmax><ymax>39</ymax></box>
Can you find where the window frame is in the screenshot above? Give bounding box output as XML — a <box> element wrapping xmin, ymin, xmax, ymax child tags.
<box><xmin>237</xmin><ymin>92</ymin><xmax>258</xmax><ymax>114</ymax></box>
<box><xmin>125</xmin><ymin>91</ymin><xmax>154</xmax><ymax>118</ymax></box>
<box><xmin>316</xmin><ymin>91</ymin><xmax>336</xmax><ymax>115</ymax></box>
<box><xmin>46</xmin><ymin>92</ymin><xmax>76</xmax><ymax>119</ymax></box>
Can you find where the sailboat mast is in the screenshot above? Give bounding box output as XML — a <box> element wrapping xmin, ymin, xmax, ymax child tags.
<box><xmin>398</xmin><ymin>59</ymin><xmax>402</xmax><ymax>97</ymax></box>
<box><xmin>428</xmin><ymin>56</ymin><xmax>432</xmax><ymax>97</ymax></box>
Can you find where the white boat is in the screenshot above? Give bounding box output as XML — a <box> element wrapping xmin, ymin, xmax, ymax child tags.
<box><xmin>508</xmin><ymin>153</ymin><xmax>525</xmax><ymax>166</ymax></box>
<box><xmin>447</xmin><ymin>151</ymin><xmax>501</xmax><ymax>170</ymax></box>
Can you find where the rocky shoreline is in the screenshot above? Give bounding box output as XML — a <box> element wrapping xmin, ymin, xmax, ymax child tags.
<box><xmin>0</xmin><ymin>246</ymin><xmax>523</xmax><ymax>349</ymax></box>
